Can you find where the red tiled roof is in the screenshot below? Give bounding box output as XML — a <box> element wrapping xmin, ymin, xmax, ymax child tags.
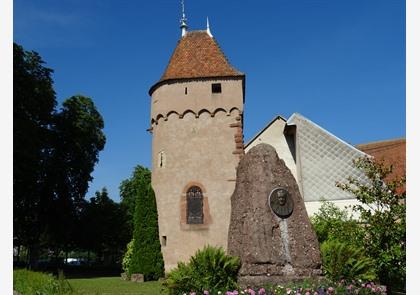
<box><xmin>356</xmin><ymin>138</ymin><xmax>406</xmax><ymax>184</ymax></box>
<box><xmin>150</xmin><ymin>31</ymin><xmax>244</xmax><ymax>94</ymax></box>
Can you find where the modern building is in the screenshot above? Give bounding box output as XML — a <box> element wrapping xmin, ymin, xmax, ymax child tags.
<box><xmin>245</xmin><ymin>114</ymin><xmax>405</xmax><ymax>216</ymax></box>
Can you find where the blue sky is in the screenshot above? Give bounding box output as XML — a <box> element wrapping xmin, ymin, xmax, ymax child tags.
<box><xmin>14</xmin><ymin>0</ymin><xmax>405</xmax><ymax>202</ymax></box>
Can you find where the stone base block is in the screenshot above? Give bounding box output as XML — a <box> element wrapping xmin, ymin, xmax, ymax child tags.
<box><xmin>130</xmin><ymin>273</ymin><xmax>144</xmax><ymax>282</ymax></box>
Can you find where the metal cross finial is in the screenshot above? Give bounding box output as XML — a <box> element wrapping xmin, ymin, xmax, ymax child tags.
<box><xmin>181</xmin><ymin>0</ymin><xmax>185</xmax><ymax>18</ymax></box>
<box><xmin>180</xmin><ymin>0</ymin><xmax>188</xmax><ymax>37</ymax></box>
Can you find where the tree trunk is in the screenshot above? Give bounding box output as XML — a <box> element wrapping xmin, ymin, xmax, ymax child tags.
<box><xmin>28</xmin><ymin>244</ymin><xmax>40</xmax><ymax>270</ymax></box>
<box><xmin>54</xmin><ymin>246</ymin><xmax>60</xmax><ymax>268</ymax></box>
<box><xmin>16</xmin><ymin>245</ymin><xmax>21</xmax><ymax>263</ymax></box>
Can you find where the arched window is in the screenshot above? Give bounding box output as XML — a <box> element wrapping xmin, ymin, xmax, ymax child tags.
<box><xmin>186</xmin><ymin>186</ymin><xmax>203</xmax><ymax>224</ymax></box>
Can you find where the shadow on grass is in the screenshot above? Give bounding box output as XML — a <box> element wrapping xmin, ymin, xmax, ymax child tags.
<box><xmin>15</xmin><ymin>265</ymin><xmax>123</xmax><ymax>279</ymax></box>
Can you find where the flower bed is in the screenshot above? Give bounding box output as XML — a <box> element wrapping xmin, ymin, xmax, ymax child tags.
<box><xmin>181</xmin><ymin>280</ymin><xmax>387</xmax><ymax>295</ymax></box>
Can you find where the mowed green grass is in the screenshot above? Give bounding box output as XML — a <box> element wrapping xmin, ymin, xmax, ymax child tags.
<box><xmin>68</xmin><ymin>277</ymin><xmax>164</xmax><ymax>295</ymax></box>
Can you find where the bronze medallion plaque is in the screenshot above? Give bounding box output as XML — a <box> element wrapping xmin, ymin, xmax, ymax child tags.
<box><xmin>269</xmin><ymin>187</ymin><xmax>294</xmax><ymax>218</ymax></box>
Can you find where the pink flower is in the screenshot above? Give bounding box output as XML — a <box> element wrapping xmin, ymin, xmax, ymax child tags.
<box><xmin>248</xmin><ymin>289</ymin><xmax>256</xmax><ymax>295</ymax></box>
<box><xmin>305</xmin><ymin>292</ymin><xmax>311</xmax><ymax>295</ymax></box>
<box><xmin>258</xmin><ymin>288</ymin><xmax>266</xmax><ymax>295</ymax></box>
<box><xmin>233</xmin><ymin>291</ymin><xmax>239</xmax><ymax>295</ymax></box>
<box><xmin>314</xmin><ymin>292</ymin><xmax>319</xmax><ymax>295</ymax></box>
<box><xmin>204</xmin><ymin>292</ymin><xmax>210</xmax><ymax>295</ymax></box>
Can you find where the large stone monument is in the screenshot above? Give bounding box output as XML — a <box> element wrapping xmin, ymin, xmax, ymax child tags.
<box><xmin>228</xmin><ymin>143</ymin><xmax>321</xmax><ymax>287</ymax></box>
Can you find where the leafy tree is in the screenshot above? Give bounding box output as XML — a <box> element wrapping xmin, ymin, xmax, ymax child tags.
<box><xmin>337</xmin><ymin>157</ymin><xmax>406</xmax><ymax>289</ymax></box>
<box><xmin>13</xmin><ymin>43</ymin><xmax>107</xmax><ymax>268</ymax></box>
<box><xmin>52</xmin><ymin>95</ymin><xmax>106</xmax><ymax>202</ymax></box>
<box><xmin>121</xmin><ymin>166</ymin><xmax>164</xmax><ymax>280</ymax></box>
<box><xmin>43</xmin><ymin>187</ymin><xmax>131</xmax><ymax>267</ymax></box>
<box><xmin>13</xmin><ymin>42</ymin><xmax>56</xmax><ymax>268</ymax></box>
<box><xmin>78</xmin><ymin>188</ymin><xmax>131</xmax><ymax>265</ymax></box>
<box><xmin>43</xmin><ymin>95</ymin><xmax>106</xmax><ymax>262</ymax></box>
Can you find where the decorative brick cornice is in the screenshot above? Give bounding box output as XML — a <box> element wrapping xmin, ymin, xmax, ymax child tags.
<box><xmin>151</xmin><ymin>107</ymin><xmax>242</xmax><ymax>126</ymax></box>
<box><xmin>231</xmin><ymin>115</ymin><xmax>245</xmax><ymax>158</ymax></box>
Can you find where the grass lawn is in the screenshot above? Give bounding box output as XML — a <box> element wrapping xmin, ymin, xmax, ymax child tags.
<box><xmin>68</xmin><ymin>277</ymin><xmax>164</xmax><ymax>295</ymax></box>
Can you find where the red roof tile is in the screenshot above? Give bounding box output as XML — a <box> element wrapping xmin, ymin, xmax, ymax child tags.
<box><xmin>150</xmin><ymin>31</ymin><xmax>244</xmax><ymax>94</ymax></box>
<box><xmin>357</xmin><ymin>138</ymin><xmax>406</xmax><ymax>187</ymax></box>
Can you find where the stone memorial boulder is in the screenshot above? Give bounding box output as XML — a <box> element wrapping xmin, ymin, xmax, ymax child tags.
<box><xmin>228</xmin><ymin>143</ymin><xmax>321</xmax><ymax>287</ymax></box>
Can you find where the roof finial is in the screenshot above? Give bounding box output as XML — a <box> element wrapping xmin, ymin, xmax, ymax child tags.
<box><xmin>180</xmin><ymin>0</ymin><xmax>188</xmax><ymax>37</ymax></box>
<box><xmin>206</xmin><ymin>16</ymin><xmax>213</xmax><ymax>38</ymax></box>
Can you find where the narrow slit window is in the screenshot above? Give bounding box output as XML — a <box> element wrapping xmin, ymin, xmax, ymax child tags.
<box><xmin>211</xmin><ymin>83</ymin><xmax>222</xmax><ymax>94</ymax></box>
<box><xmin>158</xmin><ymin>151</ymin><xmax>166</xmax><ymax>168</ymax></box>
<box><xmin>185</xmin><ymin>87</ymin><xmax>188</xmax><ymax>95</ymax></box>
<box><xmin>162</xmin><ymin>236</ymin><xmax>167</xmax><ymax>246</ymax></box>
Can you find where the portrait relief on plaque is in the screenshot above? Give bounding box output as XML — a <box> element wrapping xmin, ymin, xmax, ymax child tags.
<box><xmin>268</xmin><ymin>187</ymin><xmax>294</xmax><ymax>218</ymax></box>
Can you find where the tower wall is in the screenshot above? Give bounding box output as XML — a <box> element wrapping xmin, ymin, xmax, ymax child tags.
<box><xmin>151</xmin><ymin>78</ymin><xmax>244</xmax><ymax>120</ymax></box>
<box><xmin>150</xmin><ymin>78</ymin><xmax>244</xmax><ymax>271</ymax></box>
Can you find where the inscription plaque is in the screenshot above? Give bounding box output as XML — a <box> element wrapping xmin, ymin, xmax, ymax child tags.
<box><xmin>269</xmin><ymin>187</ymin><xmax>294</xmax><ymax>218</ymax></box>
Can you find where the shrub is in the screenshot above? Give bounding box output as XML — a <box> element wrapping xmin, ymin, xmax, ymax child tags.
<box><xmin>337</xmin><ymin>157</ymin><xmax>406</xmax><ymax>289</ymax></box>
<box><xmin>122</xmin><ymin>239</ymin><xmax>134</xmax><ymax>275</ymax></box>
<box><xmin>13</xmin><ymin>269</ymin><xmax>73</xmax><ymax>295</ymax></box>
<box><xmin>164</xmin><ymin>245</ymin><xmax>241</xmax><ymax>294</ymax></box>
<box><xmin>320</xmin><ymin>240</ymin><xmax>377</xmax><ymax>282</ymax></box>
<box><xmin>125</xmin><ymin>166</ymin><xmax>164</xmax><ymax>281</ymax></box>
<box><xmin>310</xmin><ymin>201</ymin><xmax>362</xmax><ymax>244</ymax></box>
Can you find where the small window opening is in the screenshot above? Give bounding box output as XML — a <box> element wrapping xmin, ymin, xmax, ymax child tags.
<box><xmin>211</xmin><ymin>83</ymin><xmax>222</xmax><ymax>94</ymax></box>
<box><xmin>158</xmin><ymin>151</ymin><xmax>166</xmax><ymax>168</ymax></box>
<box><xmin>162</xmin><ymin>236</ymin><xmax>167</xmax><ymax>246</ymax></box>
<box><xmin>185</xmin><ymin>87</ymin><xmax>188</xmax><ymax>95</ymax></box>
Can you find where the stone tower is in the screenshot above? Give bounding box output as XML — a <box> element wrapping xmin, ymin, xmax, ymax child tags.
<box><xmin>148</xmin><ymin>27</ymin><xmax>245</xmax><ymax>270</ymax></box>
